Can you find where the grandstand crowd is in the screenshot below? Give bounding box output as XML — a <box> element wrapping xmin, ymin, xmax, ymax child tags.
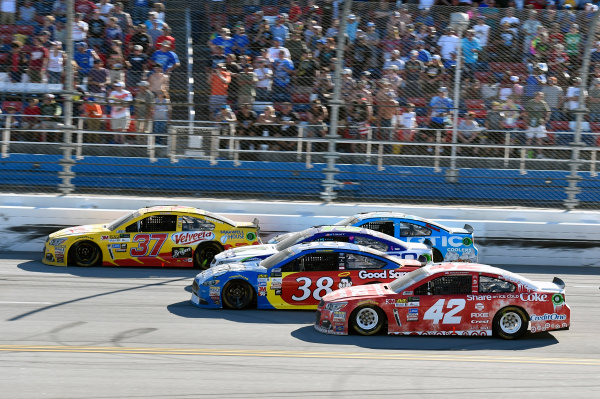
<box><xmin>0</xmin><ymin>0</ymin><xmax>178</xmax><ymax>143</ymax></box>
<box><xmin>207</xmin><ymin>0</ymin><xmax>600</xmax><ymax>158</ymax></box>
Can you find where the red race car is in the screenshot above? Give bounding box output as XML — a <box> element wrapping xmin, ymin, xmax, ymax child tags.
<box><xmin>315</xmin><ymin>263</ymin><xmax>570</xmax><ymax>339</ymax></box>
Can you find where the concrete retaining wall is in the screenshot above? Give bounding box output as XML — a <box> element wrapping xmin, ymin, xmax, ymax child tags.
<box><xmin>1</xmin><ymin>194</ymin><xmax>599</xmax><ymax>267</ymax></box>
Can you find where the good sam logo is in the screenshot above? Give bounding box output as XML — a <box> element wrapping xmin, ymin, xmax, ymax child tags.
<box><xmin>171</xmin><ymin>231</ymin><xmax>215</xmax><ymax>245</ymax></box>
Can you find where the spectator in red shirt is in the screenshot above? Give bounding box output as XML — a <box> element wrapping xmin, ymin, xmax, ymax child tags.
<box><xmin>28</xmin><ymin>37</ymin><xmax>49</xmax><ymax>83</ymax></box>
<box><xmin>289</xmin><ymin>1</ymin><xmax>302</xmax><ymax>23</ymax></box>
<box><xmin>22</xmin><ymin>98</ymin><xmax>41</xmax><ymax>141</ymax></box>
<box><xmin>9</xmin><ymin>41</ymin><xmax>27</xmax><ymax>83</ymax></box>
<box><xmin>74</xmin><ymin>0</ymin><xmax>97</xmax><ymax>18</ymax></box>
<box><xmin>155</xmin><ymin>24</ymin><xmax>175</xmax><ymax>50</ymax></box>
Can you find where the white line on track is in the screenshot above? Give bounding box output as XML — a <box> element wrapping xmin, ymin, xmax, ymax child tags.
<box><xmin>0</xmin><ymin>301</ymin><xmax>53</xmax><ymax>304</ymax></box>
<box><xmin>572</xmin><ymin>285</ymin><xmax>599</xmax><ymax>288</ymax></box>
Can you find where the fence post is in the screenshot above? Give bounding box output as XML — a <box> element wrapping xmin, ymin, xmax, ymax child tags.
<box><xmin>58</xmin><ymin>124</ymin><xmax>75</xmax><ymax>194</ymax></box>
<box><xmin>168</xmin><ymin>126</ymin><xmax>178</xmax><ymax>163</ymax></box>
<box><xmin>1</xmin><ymin>115</ymin><xmax>12</xmax><ymax>158</ymax></box>
<box><xmin>75</xmin><ymin>117</ymin><xmax>84</xmax><ymax>160</ymax></box>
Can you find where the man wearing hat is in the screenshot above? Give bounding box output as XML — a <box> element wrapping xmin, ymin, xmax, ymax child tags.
<box><xmin>126</xmin><ymin>44</ymin><xmax>148</xmax><ymax>87</ymax></box>
<box><xmin>27</xmin><ymin>36</ymin><xmax>49</xmax><ymax>83</ymax></box>
<box><xmin>155</xmin><ymin>24</ymin><xmax>175</xmax><ymax>51</ymax></box>
<box><xmin>134</xmin><ymin>81</ymin><xmax>155</xmax><ymax>135</ymax></box>
<box><xmin>74</xmin><ymin>42</ymin><xmax>99</xmax><ymax>83</ymax></box>
<box><xmin>107</xmin><ymin>81</ymin><xmax>133</xmax><ymax>143</ymax></box>
<box><xmin>151</xmin><ymin>40</ymin><xmax>180</xmax><ymax>75</ymax></box>
<box><xmin>40</xmin><ymin>94</ymin><xmax>63</xmax><ymax>142</ymax></box>
<box><xmin>426</xmin><ymin>87</ymin><xmax>453</xmax><ymax>147</ymax></box>
<box><xmin>346</xmin><ymin>13</ymin><xmax>359</xmax><ymax>43</ymax></box>
<box><xmin>267</xmin><ymin>37</ymin><xmax>290</xmax><ymax>62</ymax></box>
<box><xmin>461</xmin><ymin>29</ymin><xmax>481</xmax><ymax>75</ymax></box>
<box><xmin>404</xmin><ymin>50</ymin><xmax>424</xmax><ymax>97</ymax></box>
<box><xmin>209</xmin><ymin>62</ymin><xmax>231</xmax><ymax>116</ymax></box>
<box><xmin>271</xmin><ymin>14</ymin><xmax>290</xmax><ymax>42</ymax></box>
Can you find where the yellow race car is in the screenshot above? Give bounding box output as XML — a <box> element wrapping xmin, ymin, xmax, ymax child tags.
<box><xmin>42</xmin><ymin>206</ymin><xmax>261</xmax><ymax>268</ymax></box>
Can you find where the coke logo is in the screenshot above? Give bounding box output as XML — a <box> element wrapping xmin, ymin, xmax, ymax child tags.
<box><xmin>171</xmin><ymin>231</ymin><xmax>215</xmax><ymax>245</ymax></box>
<box><xmin>519</xmin><ymin>293</ymin><xmax>548</xmax><ymax>302</ymax></box>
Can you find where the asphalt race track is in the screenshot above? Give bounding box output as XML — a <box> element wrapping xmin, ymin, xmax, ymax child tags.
<box><xmin>1</xmin><ymin>252</ymin><xmax>599</xmax><ymax>399</ymax></box>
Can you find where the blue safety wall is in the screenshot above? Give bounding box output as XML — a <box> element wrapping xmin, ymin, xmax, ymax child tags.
<box><xmin>1</xmin><ymin>154</ymin><xmax>600</xmax><ymax>206</ymax></box>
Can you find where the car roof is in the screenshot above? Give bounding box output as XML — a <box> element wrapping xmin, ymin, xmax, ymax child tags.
<box><xmin>139</xmin><ymin>206</ymin><xmax>236</xmax><ymax>225</ymax></box>
<box><xmin>288</xmin><ymin>241</ymin><xmax>402</xmax><ymax>262</ymax></box>
<box><xmin>424</xmin><ymin>262</ymin><xmax>536</xmax><ymax>288</ymax></box>
<box><xmin>308</xmin><ymin>226</ymin><xmax>414</xmax><ymax>247</ymax></box>
<box><xmin>347</xmin><ymin>212</ymin><xmax>446</xmax><ymax>229</ymax></box>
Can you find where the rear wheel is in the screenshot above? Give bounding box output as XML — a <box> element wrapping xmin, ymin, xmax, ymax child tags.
<box><xmin>194</xmin><ymin>242</ymin><xmax>223</xmax><ymax>270</ymax></box>
<box><xmin>222</xmin><ymin>280</ymin><xmax>255</xmax><ymax>309</ymax></box>
<box><xmin>493</xmin><ymin>306</ymin><xmax>528</xmax><ymax>340</ymax></box>
<box><xmin>351</xmin><ymin>306</ymin><xmax>385</xmax><ymax>336</ymax></box>
<box><xmin>69</xmin><ymin>241</ymin><xmax>101</xmax><ymax>267</ymax></box>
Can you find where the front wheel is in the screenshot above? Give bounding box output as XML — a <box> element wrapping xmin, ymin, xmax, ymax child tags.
<box><xmin>193</xmin><ymin>242</ymin><xmax>223</xmax><ymax>270</ymax></box>
<box><xmin>222</xmin><ymin>280</ymin><xmax>254</xmax><ymax>310</ymax></box>
<box><xmin>493</xmin><ymin>306</ymin><xmax>528</xmax><ymax>340</ymax></box>
<box><xmin>351</xmin><ymin>306</ymin><xmax>385</xmax><ymax>336</ymax></box>
<box><xmin>69</xmin><ymin>241</ymin><xmax>101</xmax><ymax>267</ymax></box>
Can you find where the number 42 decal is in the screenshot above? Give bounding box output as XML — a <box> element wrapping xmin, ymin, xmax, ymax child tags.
<box><xmin>424</xmin><ymin>299</ymin><xmax>466</xmax><ymax>324</ymax></box>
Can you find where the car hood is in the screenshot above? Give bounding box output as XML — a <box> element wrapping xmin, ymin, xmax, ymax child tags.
<box><xmin>196</xmin><ymin>262</ymin><xmax>267</xmax><ymax>282</ymax></box>
<box><xmin>323</xmin><ymin>283</ymin><xmax>390</xmax><ymax>302</ymax></box>
<box><xmin>50</xmin><ymin>224</ymin><xmax>109</xmax><ymax>238</ymax></box>
<box><xmin>216</xmin><ymin>244</ymin><xmax>277</xmax><ymax>260</ymax></box>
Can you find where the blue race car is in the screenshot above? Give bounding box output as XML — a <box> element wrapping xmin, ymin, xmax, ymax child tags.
<box><xmin>334</xmin><ymin>212</ymin><xmax>477</xmax><ymax>263</ymax></box>
<box><xmin>190</xmin><ymin>241</ymin><xmax>423</xmax><ymax>310</ymax></box>
<box><xmin>213</xmin><ymin>225</ymin><xmax>432</xmax><ymax>267</ymax></box>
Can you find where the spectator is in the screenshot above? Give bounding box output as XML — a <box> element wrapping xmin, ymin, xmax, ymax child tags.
<box><xmin>209</xmin><ymin>63</ymin><xmax>230</xmax><ymax>116</ymax></box>
<box><xmin>267</xmin><ymin>37</ymin><xmax>291</xmax><ymax>63</ymax></box>
<box><xmin>237</xmin><ymin>64</ymin><xmax>257</xmax><ymax>108</ymax></box>
<box><xmin>37</xmin><ymin>30</ymin><xmax>53</xmax><ymax>49</ymax></box>
<box><xmin>18</xmin><ymin>0</ymin><xmax>35</xmax><ymax>24</ymax></box>
<box><xmin>106</xmin><ymin>40</ymin><xmax>126</xmax><ymax>84</ymax></box>
<box><xmin>224</xmin><ymin>54</ymin><xmax>241</xmax><ymax>105</ymax></box>
<box><xmin>457</xmin><ymin>112</ymin><xmax>483</xmax><ymax>156</ymax></box>
<box><xmin>383</xmin><ymin>49</ymin><xmax>405</xmax><ymax>72</ymax></box>
<box><xmin>524</xmin><ymin>63</ymin><xmax>547</xmax><ymax>101</ymax></box>
<box><xmin>588</xmin><ymin>80</ymin><xmax>600</xmax><ymax>122</ymax></box>
<box><xmin>347</xmin><ymin>97</ymin><xmax>372</xmax><ymax>153</ymax></box>
<box><xmin>285</xmin><ymin>30</ymin><xmax>307</xmax><ymax>64</ymax></box>
<box><xmin>54</xmin><ymin>20</ymin><xmax>66</xmax><ymax>46</ymax></box>
<box><xmin>88</xmin><ymin>59</ymin><xmax>109</xmax><ymax>97</ymax></box>
<box><xmin>231</xmin><ymin>25</ymin><xmax>249</xmax><ymax>57</ymax></box>
<box><xmin>415</xmin><ymin>41</ymin><xmax>432</xmax><ymax>63</ymax></box>
<box><xmin>72</xmin><ymin>12</ymin><xmax>89</xmax><ymax>45</ymax></box>
<box><xmin>485</xmin><ymin>101</ymin><xmax>505</xmax><ymax>156</ymax></box>
<box><xmin>107</xmin><ymin>81</ymin><xmax>133</xmax><ymax>144</ymax></box>
<box><xmin>462</xmin><ymin>29</ymin><xmax>481</xmax><ymax>75</ymax></box>
<box><xmin>22</xmin><ymin>98</ymin><xmax>41</xmax><ymax>141</ymax></box>
<box><xmin>382</xmin><ymin>65</ymin><xmax>403</xmax><ymax>93</ymax></box>
<box><xmin>276</xmin><ymin>102</ymin><xmax>300</xmax><ymax>151</ymax></box>
<box><xmin>152</xmin><ymin>2</ymin><xmax>165</xmax><ymax>24</ymax></box>
<box><xmin>307</xmin><ymin>98</ymin><xmax>328</xmax><ymax>143</ymax></box>
<box><xmin>133</xmin><ymin>80</ymin><xmax>155</xmax><ymax>135</ymax></box>
<box><xmin>88</xmin><ymin>10</ymin><xmax>106</xmax><ymax>50</ymax></box>
<box><xmin>148</xmin><ymin>64</ymin><xmax>167</xmax><ymax>95</ymax></box>
<box><xmin>74</xmin><ymin>0</ymin><xmax>97</xmax><ymax>18</ymax></box>
<box><xmin>376</xmin><ymin>90</ymin><xmax>399</xmax><ymax>141</ymax></box>
<box><xmin>126</xmin><ymin>44</ymin><xmax>148</xmax><ymax>87</ymax></box>
<box><xmin>565</xmin><ymin>77</ymin><xmax>584</xmax><ymax>121</ymax></box>
<box><xmin>256</xmin><ymin>106</ymin><xmax>278</xmax><ymax>151</ymax></box>
<box><xmin>525</xmin><ymin>91</ymin><xmax>550</xmax><ymax>159</ymax></box>
<box><xmin>1</xmin><ymin>105</ymin><xmax>20</xmax><ymax>139</ymax></box>
<box><xmin>495</xmin><ymin>22</ymin><xmax>519</xmax><ymax>62</ymax></box>
<box><xmin>151</xmin><ymin>40</ymin><xmax>180</xmax><ymax>74</ymax></box>
<box><xmin>500</xmin><ymin>96</ymin><xmax>522</xmax><ymax>134</ymax></box>
<box><xmin>272</xmin><ymin>50</ymin><xmax>295</xmax><ymax>103</ymax></box>
<box><xmin>236</xmin><ymin>103</ymin><xmax>258</xmax><ymax>159</ymax></box>
<box><xmin>47</xmin><ymin>41</ymin><xmax>65</xmax><ymax>85</ymax></box>
<box><xmin>437</xmin><ymin>27</ymin><xmax>459</xmax><ymax>61</ymax></box>
<box><xmin>146</xmin><ymin>14</ymin><xmax>163</xmax><ymax>46</ymax></box>
<box><xmin>404</xmin><ymin>50</ymin><xmax>424</xmax><ymax>98</ymax></box>
<box><xmin>542</xmin><ymin>76</ymin><xmax>564</xmax><ymax>121</ymax></box>
<box><xmin>346</xmin><ymin>13</ymin><xmax>359</xmax><ymax>44</ymax></box>
<box><xmin>52</xmin><ymin>0</ymin><xmax>67</xmax><ymax>20</ymax></box>
<box><xmin>111</xmin><ymin>3</ymin><xmax>132</xmax><ymax>33</ymax></box>
<box><xmin>97</xmin><ymin>0</ymin><xmax>114</xmax><ymax>22</ymax></box>
<box><xmin>392</xmin><ymin>103</ymin><xmax>417</xmax><ymax>153</ymax></box>
<box><xmin>105</xmin><ymin>17</ymin><xmax>124</xmax><ymax>52</ymax></box>
<box><xmin>27</xmin><ymin>37</ymin><xmax>49</xmax><ymax>83</ymax></box>
<box><xmin>130</xmin><ymin>24</ymin><xmax>152</xmax><ymax>54</ymax></box>
<box><xmin>564</xmin><ymin>24</ymin><xmax>581</xmax><ymax>64</ymax></box>
<box><xmin>40</xmin><ymin>16</ymin><xmax>57</xmax><ymax>42</ymax></box>
<box><xmin>547</xmin><ymin>43</ymin><xmax>569</xmax><ymax>72</ymax></box>
<box><xmin>473</xmin><ymin>15</ymin><xmax>491</xmax><ymax>48</ymax></box>
<box><xmin>381</xmin><ymin>29</ymin><xmax>402</xmax><ymax>62</ymax></box>
<box><xmin>9</xmin><ymin>41</ymin><xmax>26</xmax><ymax>83</ymax></box>
<box><xmin>254</xmin><ymin>57</ymin><xmax>273</xmax><ymax>101</ymax></box>
<box><xmin>423</xmin><ymin>55</ymin><xmax>445</xmax><ymax>95</ymax></box>
<box><xmin>39</xmin><ymin>94</ymin><xmax>62</xmax><ymax>142</ymax></box>
<box><xmin>271</xmin><ymin>14</ymin><xmax>290</xmax><ymax>42</ymax></box>
<box><xmin>427</xmin><ymin>86</ymin><xmax>453</xmax><ymax>138</ymax></box>
<box><xmin>500</xmin><ymin>7</ymin><xmax>520</xmax><ymax>27</ymax></box>
<box><xmin>1</xmin><ymin>0</ymin><xmax>16</xmax><ymax>25</ymax></box>
<box><xmin>296</xmin><ymin>50</ymin><xmax>319</xmax><ymax>93</ymax></box>
<box><xmin>530</xmin><ymin>26</ymin><xmax>550</xmax><ymax>62</ymax></box>
<box><xmin>145</xmin><ymin>11</ymin><xmax>163</xmax><ymax>31</ymax></box>
<box><xmin>80</xmin><ymin>94</ymin><xmax>104</xmax><ymax>141</ymax></box>
<box><xmin>521</xmin><ymin>10</ymin><xmax>541</xmax><ymax>57</ymax></box>
<box><xmin>132</xmin><ymin>0</ymin><xmax>151</xmax><ymax>25</ymax></box>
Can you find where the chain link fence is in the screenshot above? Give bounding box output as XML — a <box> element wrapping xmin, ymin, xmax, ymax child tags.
<box><xmin>1</xmin><ymin>1</ymin><xmax>600</xmax><ymax>209</ymax></box>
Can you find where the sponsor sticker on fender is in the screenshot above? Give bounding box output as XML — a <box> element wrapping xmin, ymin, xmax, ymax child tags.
<box><xmin>358</xmin><ymin>269</ymin><xmax>406</xmax><ymax>280</ymax></box>
<box><xmin>171</xmin><ymin>231</ymin><xmax>215</xmax><ymax>245</ymax></box>
<box><xmin>530</xmin><ymin>313</ymin><xmax>567</xmax><ymax>321</ymax></box>
<box><xmin>407</xmin><ymin>308</ymin><xmax>419</xmax><ymax>321</ymax></box>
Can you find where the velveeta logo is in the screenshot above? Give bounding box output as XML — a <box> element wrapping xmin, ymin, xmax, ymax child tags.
<box><xmin>171</xmin><ymin>231</ymin><xmax>215</xmax><ymax>245</ymax></box>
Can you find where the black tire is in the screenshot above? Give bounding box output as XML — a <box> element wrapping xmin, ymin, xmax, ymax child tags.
<box><xmin>493</xmin><ymin>306</ymin><xmax>528</xmax><ymax>340</ymax></box>
<box><xmin>69</xmin><ymin>241</ymin><xmax>101</xmax><ymax>267</ymax></box>
<box><xmin>193</xmin><ymin>242</ymin><xmax>223</xmax><ymax>270</ymax></box>
<box><xmin>222</xmin><ymin>280</ymin><xmax>254</xmax><ymax>310</ymax></box>
<box><xmin>350</xmin><ymin>305</ymin><xmax>385</xmax><ymax>336</ymax></box>
<box><xmin>432</xmin><ymin>248</ymin><xmax>444</xmax><ymax>263</ymax></box>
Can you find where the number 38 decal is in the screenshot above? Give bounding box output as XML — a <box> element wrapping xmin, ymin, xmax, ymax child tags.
<box><xmin>424</xmin><ymin>299</ymin><xmax>466</xmax><ymax>324</ymax></box>
<box><xmin>292</xmin><ymin>277</ymin><xmax>334</xmax><ymax>301</ymax></box>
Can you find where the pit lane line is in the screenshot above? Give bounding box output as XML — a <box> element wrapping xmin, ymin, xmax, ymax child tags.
<box><xmin>1</xmin><ymin>345</ymin><xmax>599</xmax><ymax>366</ymax></box>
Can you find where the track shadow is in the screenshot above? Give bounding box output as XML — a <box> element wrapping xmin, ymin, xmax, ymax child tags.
<box><xmin>167</xmin><ymin>300</ymin><xmax>316</xmax><ymax>325</ymax></box>
<box><xmin>18</xmin><ymin>259</ymin><xmax>199</xmax><ymax>279</ymax></box>
<box><xmin>290</xmin><ymin>325</ymin><xmax>560</xmax><ymax>351</ymax></box>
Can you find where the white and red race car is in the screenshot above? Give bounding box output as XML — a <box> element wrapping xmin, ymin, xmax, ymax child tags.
<box><xmin>315</xmin><ymin>263</ymin><xmax>570</xmax><ymax>339</ymax></box>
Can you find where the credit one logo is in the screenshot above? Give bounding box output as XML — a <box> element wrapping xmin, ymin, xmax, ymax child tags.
<box><xmin>530</xmin><ymin>313</ymin><xmax>567</xmax><ymax>321</ymax></box>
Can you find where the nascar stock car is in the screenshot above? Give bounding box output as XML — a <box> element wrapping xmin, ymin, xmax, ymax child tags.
<box><xmin>315</xmin><ymin>263</ymin><xmax>570</xmax><ymax>339</ymax></box>
<box><xmin>334</xmin><ymin>212</ymin><xmax>477</xmax><ymax>263</ymax></box>
<box><xmin>190</xmin><ymin>241</ymin><xmax>424</xmax><ymax>310</ymax></box>
<box><xmin>42</xmin><ymin>206</ymin><xmax>261</xmax><ymax>268</ymax></box>
<box><xmin>211</xmin><ymin>225</ymin><xmax>433</xmax><ymax>267</ymax></box>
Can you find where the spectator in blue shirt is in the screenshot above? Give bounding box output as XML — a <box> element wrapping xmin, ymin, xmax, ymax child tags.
<box><xmin>416</xmin><ymin>41</ymin><xmax>432</xmax><ymax>63</ymax></box>
<box><xmin>211</xmin><ymin>28</ymin><xmax>234</xmax><ymax>55</ymax></box>
<box><xmin>461</xmin><ymin>29</ymin><xmax>481</xmax><ymax>75</ymax></box>
<box><xmin>272</xmin><ymin>50</ymin><xmax>294</xmax><ymax>102</ymax></box>
<box><xmin>151</xmin><ymin>41</ymin><xmax>180</xmax><ymax>74</ymax></box>
<box><xmin>271</xmin><ymin>14</ymin><xmax>290</xmax><ymax>42</ymax></box>
<box><xmin>73</xmin><ymin>42</ymin><xmax>99</xmax><ymax>82</ymax></box>
<box><xmin>232</xmin><ymin>26</ymin><xmax>250</xmax><ymax>56</ymax></box>
<box><xmin>346</xmin><ymin>13</ymin><xmax>359</xmax><ymax>43</ymax></box>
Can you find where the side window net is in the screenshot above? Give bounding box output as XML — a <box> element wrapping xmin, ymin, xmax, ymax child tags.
<box><xmin>414</xmin><ymin>275</ymin><xmax>472</xmax><ymax>295</ymax></box>
<box><xmin>140</xmin><ymin>215</ymin><xmax>177</xmax><ymax>232</ymax></box>
<box><xmin>299</xmin><ymin>253</ymin><xmax>340</xmax><ymax>272</ymax></box>
<box><xmin>360</xmin><ymin>221</ymin><xmax>395</xmax><ymax>237</ymax></box>
<box><xmin>182</xmin><ymin>216</ymin><xmax>215</xmax><ymax>231</ymax></box>
<box><xmin>479</xmin><ymin>275</ymin><xmax>516</xmax><ymax>293</ymax></box>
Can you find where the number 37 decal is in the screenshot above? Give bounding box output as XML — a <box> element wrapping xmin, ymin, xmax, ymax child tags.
<box><xmin>130</xmin><ymin>233</ymin><xmax>168</xmax><ymax>257</ymax></box>
<box><xmin>424</xmin><ymin>299</ymin><xmax>466</xmax><ymax>324</ymax></box>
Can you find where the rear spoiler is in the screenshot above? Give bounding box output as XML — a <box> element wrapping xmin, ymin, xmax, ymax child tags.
<box><xmin>553</xmin><ymin>277</ymin><xmax>565</xmax><ymax>289</ymax></box>
<box><xmin>253</xmin><ymin>218</ymin><xmax>260</xmax><ymax>232</ymax></box>
<box><xmin>464</xmin><ymin>224</ymin><xmax>474</xmax><ymax>234</ymax></box>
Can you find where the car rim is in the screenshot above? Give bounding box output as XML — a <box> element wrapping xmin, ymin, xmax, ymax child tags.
<box><xmin>356</xmin><ymin>308</ymin><xmax>379</xmax><ymax>331</ymax></box>
<box><xmin>227</xmin><ymin>283</ymin><xmax>247</xmax><ymax>308</ymax></box>
<box><xmin>77</xmin><ymin>244</ymin><xmax>95</xmax><ymax>262</ymax></box>
<box><xmin>500</xmin><ymin>311</ymin><xmax>522</xmax><ymax>334</ymax></box>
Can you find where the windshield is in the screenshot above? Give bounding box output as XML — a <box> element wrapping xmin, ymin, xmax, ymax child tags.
<box><xmin>275</xmin><ymin>228</ymin><xmax>313</xmax><ymax>251</ymax></box>
<box><xmin>204</xmin><ymin>210</ymin><xmax>236</xmax><ymax>226</ymax></box>
<box><xmin>260</xmin><ymin>247</ymin><xmax>295</xmax><ymax>269</ymax></box>
<box><xmin>388</xmin><ymin>267</ymin><xmax>431</xmax><ymax>293</ymax></box>
<box><xmin>106</xmin><ymin>210</ymin><xmax>141</xmax><ymax>231</ymax></box>
<box><xmin>334</xmin><ymin>216</ymin><xmax>358</xmax><ymax>226</ymax></box>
